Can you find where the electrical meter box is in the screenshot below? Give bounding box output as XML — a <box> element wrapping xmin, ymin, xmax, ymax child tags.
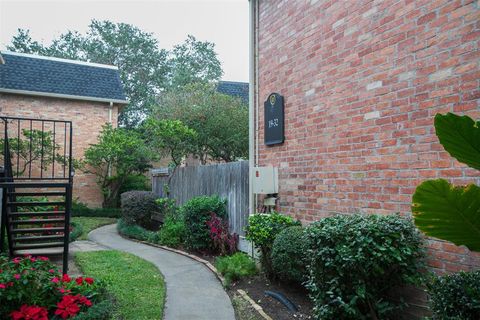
<box><xmin>252</xmin><ymin>167</ymin><xmax>278</xmax><ymax>194</ymax></box>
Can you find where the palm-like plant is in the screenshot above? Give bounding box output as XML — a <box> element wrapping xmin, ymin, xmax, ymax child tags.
<box><xmin>412</xmin><ymin>113</ymin><xmax>480</xmax><ymax>251</ymax></box>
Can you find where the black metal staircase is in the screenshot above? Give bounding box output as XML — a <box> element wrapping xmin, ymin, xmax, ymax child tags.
<box><xmin>0</xmin><ymin>116</ymin><xmax>73</xmax><ymax>274</ymax></box>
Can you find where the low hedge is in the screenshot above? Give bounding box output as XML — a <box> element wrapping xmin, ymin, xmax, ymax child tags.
<box><xmin>120</xmin><ymin>191</ymin><xmax>160</xmax><ymax>230</ymax></box>
<box><xmin>428</xmin><ymin>270</ymin><xmax>480</xmax><ymax>320</ymax></box>
<box><xmin>304</xmin><ymin>214</ymin><xmax>425</xmax><ymax>319</ymax></box>
<box><xmin>271</xmin><ymin>226</ymin><xmax>306</xmax><ymax>284</ymax></box>
<box><xmin>72</xmin><ymin>201</ymin><xmax>121</xmax><ymax>218</ymax></box>
<box><xmin>117</xmin><ymin>218</ymin><xmax>156</xmax><ymax>242</ymax></box>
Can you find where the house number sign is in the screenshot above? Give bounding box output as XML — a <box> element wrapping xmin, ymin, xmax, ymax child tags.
<box><xmin>264</xmin><ymin>93</ymin><xmax>285</xmax><ymax>146</ymax></box>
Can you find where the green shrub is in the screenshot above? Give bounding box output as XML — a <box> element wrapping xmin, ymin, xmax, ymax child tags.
<box><xmin>154</xmin><ymin>198</ymin><xmax>177</xmax><ymax>224</ymax></box>
<box><xmin>182</xmin><ymin>195</ymin><xmax>227</xmax><ymax>251</ymax></box>
<box><xmin>157</xmin><ymin>213</ymin><xmax>186</xmax><ymax>248</ymax></box>
<box><xmin>70</xmin><ymin>221</ymin><xmax>84</xmax><ymax>242</ymax></box>
<box><xmin>428</xmin><ymin>270</ymin><xmax>480</xmax><ymax>320</ymax></box>
<box><xmin>215</xmin><ymin>252</ymin><xmax>257</xmax><ymax>286</ymax></box>
<box><xmin>72</xmin><ymin>299</ymin><xmax>113</xmax><ymax>320</ymax></box>
<box><xmin>245</xmin><ymin>212</ymin><xmax>300</xmax><ymax>275</ymax></box>
<box><xmin>72</xmin><ymin>200</ymin><xmax>121</xmax><ymax>218</ymax></box>
<box><xmin>304</xmin><ymin>214</ymin><xmax>425</xmax><ymax>320</ymax></box>
<box><xmin>117</xmin><ymin>218</ymin><xmax>156</xmax><ymax>241</ymax></box>
<box><xmin>120</xmin><ymin>191</ymin><xmax>159</xmax><ymax>230</ymax></box>
<box><xmin>271</xmin><ymin>226</ymin><xmax>306</xmax><ymax>283</ymax></box>
<box><xmin>119</xmin><ymin>174</ymin><xmax>150</xmax><ymax>195</ymax></box>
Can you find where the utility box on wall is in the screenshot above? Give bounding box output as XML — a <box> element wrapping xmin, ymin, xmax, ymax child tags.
<box><xmin>252</xmin><ymin>166</ymin><xmax>278</xmax><ymax>194</ymax></box>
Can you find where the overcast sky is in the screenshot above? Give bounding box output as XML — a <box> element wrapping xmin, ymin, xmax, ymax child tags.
<box><xmin>0</xmin><ymin>0</ymin><xmax>249</xmax><ymax>81</ymax></box>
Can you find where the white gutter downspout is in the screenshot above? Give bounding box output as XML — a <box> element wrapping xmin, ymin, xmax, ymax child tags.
<box><xmin>108</xmin><ymin>102</ymin><xmax>113</xmax><ymax>124</ymax></box>
<box><xmin>248</xmin><ymin>0</ymin><xmax>256</xmax><ymax>216</ymax></box>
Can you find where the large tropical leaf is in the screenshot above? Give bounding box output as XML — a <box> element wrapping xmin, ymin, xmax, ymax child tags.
<box><xmin>435</xmin><ymin>113</ymin><xmax>480</xmax><ymax>171</ymax></box>
<box><xmin>412</xmin><ymin>179</ymin><xmax>480</xmax><ymax>251</ymax></box>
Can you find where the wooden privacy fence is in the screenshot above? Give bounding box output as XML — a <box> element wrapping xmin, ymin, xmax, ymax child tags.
<box><xmin>151</xmin><ymin>161</ymin><xmax>249</xmax><ymax>235</ymax></box>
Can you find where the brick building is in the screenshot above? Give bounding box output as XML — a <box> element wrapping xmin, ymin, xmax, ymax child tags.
<box><xmin>0</xmin><ymin>51</ymin><xmax>127</xmax><ymax>207</ymax></box>
<box><xmin>251</xmin><ymin>0</ymin><xmax>479</xmax><ymax>275</ymax></box>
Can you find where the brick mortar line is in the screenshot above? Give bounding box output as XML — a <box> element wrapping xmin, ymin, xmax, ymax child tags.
<box><xmin>115</xmin><ymin>231</ymin><xmax>274</xmax><ymax>320</ymax></box>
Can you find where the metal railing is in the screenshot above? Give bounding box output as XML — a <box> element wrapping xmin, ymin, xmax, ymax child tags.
<box><xmin>0</xmin><ymin>116</ymin><xmax>73</xmax><ymax>182</ymax></box>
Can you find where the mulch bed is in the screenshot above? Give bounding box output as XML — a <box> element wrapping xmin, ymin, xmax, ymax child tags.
<box><xmin>190</xmin><ymin>251</ymin><xmax>313</xmax><ymax>320</ymax></box>
<box><xmin>229</xmin><ymin>274</ymin><xmax>313</xmax><ymax>320</ymax></box>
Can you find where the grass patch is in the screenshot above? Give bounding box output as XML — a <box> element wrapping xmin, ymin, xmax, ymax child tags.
<box><xmin>71</xmin><ymin>217</ymin><xmax>117</xmax><ymax>240</ymax></box>
<box><xmin>216</xmin><ymin>253</ymin><xmax>257</xmax><ymax>287</ymax></box>
<box><xmin>75</xmin><ymin>250</ymin><xmax>165</xmax><ymax>320</ymax></box>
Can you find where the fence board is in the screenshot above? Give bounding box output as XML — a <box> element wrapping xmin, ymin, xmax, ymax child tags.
<box><xmin>151</xmin><ymin>161</ymin><xmax>249</xmax><ymax>235</ymax></box>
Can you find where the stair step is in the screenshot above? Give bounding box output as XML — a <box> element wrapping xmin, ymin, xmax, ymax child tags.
<box><xmin>13</xmin><ymin>235</ymin><xmax>65</xmax><ymax>242</ymax></box>
<box><xmin>10</xmin><ymin>218</ymin><xmax>65</xmax><ymax>225</ymax></box>
<box><xmin>14</xmin><ymin>248</ymin><xmax>64</xmax><ymax>256</ymax></box>
<box><xmin>13</xmin><ymin>242</ymin><xmax>65</xmax><ymax>250</ymax></box>
<box><xmin>7</xmin><ymin>201</ymin><xmax>65</xmax><ymax>206</ymax></box>
<box><xmin>11</xmin><ymin>191</ymin><xmax>66</xmax><ymax>197</ymax></box>
<box><xmin>11</xmin><ymin>227</ymin><xmax>65</xmax><ymax>234</ymax></box>
<box><xmin>0</xmin><ymin>182</ymin><xmax>69</xmax><ymax>188</ymax></box>
<box><xmin>9</xmin><ymin>211</ymin><xmax>66</xmax><ymax>217</ymax></box>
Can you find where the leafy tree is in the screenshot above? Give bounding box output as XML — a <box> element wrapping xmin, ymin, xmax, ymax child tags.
<box><xmin>412</xmin><ymin>113</ymin><xmax>480</xmax><ymax>251</ymax></box>
<box><xmin>168</xmin><ymin>35</ymin><xmax>223</xmax><ymax>89</ymax></box>
<box><xmin>152</xmin><ymin>83</ymin><xmax>248</xmax><ymax>163</ymax></box>
<box><xmin>83</xmin><ymin>124</ymin><xmax>153</xmax><ymax>207</ymax></box>
<box><xmin>0</xmin><ymin>129</ymin><xmax>80</xmax><ymax>177</ymax></box>
<box><xmin>143</xmin><ymin>118</ymin><xmax>196</xmax><ymax>167</ymax></box>
<box><xmin>8</xmin><ymin>23</ymin><xmax>223</xmax><ymax>127</ymax></box>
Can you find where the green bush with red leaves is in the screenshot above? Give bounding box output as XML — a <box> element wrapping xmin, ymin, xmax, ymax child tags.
<box><xmin>0</xmin><ymin>255</ymin><xmax>109</xmax><ymax>320</ymax></box>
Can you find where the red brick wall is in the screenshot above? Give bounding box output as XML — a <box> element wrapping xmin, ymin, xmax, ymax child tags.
<box><xmin>256</xmin><ymin>0</ymin><xmax>480</xmax><ymax>274</ymax></box>
<box><xmin>0</xmin><ymin>93</ymin><xmax>119</xmax><ymax>207</ymax></box>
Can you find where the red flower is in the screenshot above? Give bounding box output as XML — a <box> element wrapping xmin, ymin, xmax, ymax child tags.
<box><xmin>75</xmin><ymin>277</ymin><xmax>83</xmax><ymax>285</ymax></box>
<box><xmin>75</xmin><ymin>294</ymin><xmax>92</xmax><ymax>307</ymax></box>
<box><xmin>38</xmin><ymin>256</ymin><xmax>49</xmax><ymax>261</ymax></box>
<box><xmin>14</xmin><ymin>274</ymin><xmax>21</xmax><ymax>280</ymax></box>
<box><xmin>84</xmin><ymin>277</ymin><xmax>94</xmax><ymax>285</ymax></box>
<box><xmin>55</xmin><ymin>295</ymin><xmax>80</xmax><ymax>319</ymax></box>
<box><xmin>62</xmin><ymin>274</ymin><xmax>71</xmax><ymax>283</ymax></box>
<box><xmin>10</xmin><ymin>304</ymin><xmax>48</xmax><ymax>320</ymax></box>
<box><xmin>51</xmin><ymin>277</ymin><xmax>60</xmax><ymax>284</ymax></box>
<box><xmin>0</xmin><ymin>283</ymin><xmax>6</xmax><ymax>289</ymax></box>
<box><xmin>12</xmin><ymin>258</ymin><xmax>21</xmax><ymax>264</ymax></box>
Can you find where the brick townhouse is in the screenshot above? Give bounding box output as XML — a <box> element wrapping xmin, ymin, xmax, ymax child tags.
<box><xmin>0</xmin><ymin>51</ymin><xmax>127</xmax><ymax>207</ymax></box>
<box><xmin>251</xmin><ymin>0</ymin><xmax>480</xmax><ymax>275</ymax></box>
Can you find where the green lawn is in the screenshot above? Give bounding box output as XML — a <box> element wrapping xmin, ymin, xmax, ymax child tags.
<box><xmin>71</xmin><ymin>217</ymin><xmax>117</xmax><ymax>240</ymax></box>
<box><xmin>75</xmin><ymin>250</ymin><xmax>165</xmax><ymax>320</ymax></box>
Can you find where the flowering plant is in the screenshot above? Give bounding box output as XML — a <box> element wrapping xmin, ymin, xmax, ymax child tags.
<box><xmin>206</xmin><ymin>213</ymin><xmax>238</xmax><ymax>255</ymax></box>
<box><xmin>0</xmin><ymin>255</ymin><xmax>105</xmax><ymax>319</ymax></box>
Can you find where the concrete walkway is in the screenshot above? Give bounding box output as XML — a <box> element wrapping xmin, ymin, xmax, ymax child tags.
<box><xmin>88</xmin><ymin>224</ymin><xmax>236</xmax><ymax>320</ymax></box>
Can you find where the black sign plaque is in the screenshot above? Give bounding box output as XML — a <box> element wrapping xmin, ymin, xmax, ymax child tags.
<box><xmin>264</xmin><ymin>93</ymin><xmax>285</xmax><ymax>146</ymax></box>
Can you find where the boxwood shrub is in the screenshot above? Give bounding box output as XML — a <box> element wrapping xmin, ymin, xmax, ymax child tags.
<box><xmin>271</xmin><ymin>226</ymin><xmax>307</xmax><ymax>284</ymax></box>
<box><xmin>245</xmin><ymin>212</ymin><xmax>300</xmax><ymax>276</ymax></box>
<box><xmin>428</xmin><ymin>270</ymin><xmax>480</xmax><ymax>320</ymax></box>
<box><xmin>182</xmin><ymin>195</ymin><xmax>227</xmax><ymax>251</ymax></box>
<box><xmin>304</xmin><ymin>214</ymin><xmax>425</xmax><ymax>319</ymax></box>
<box><xmin>120</xmin><ymin>191</ymin><xmax>159</xmax><ymax>230</ymax></box>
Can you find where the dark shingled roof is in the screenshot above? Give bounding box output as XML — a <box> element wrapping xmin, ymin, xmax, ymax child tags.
<box><xmin>217</xmin><ymin>81</ymin><xmax>249</xmax><ymax>104</ymax></box>
<box><xmin>0</xmin><ymin>51</ymin><xmax>127</xmax><ymax>103</ymax></box>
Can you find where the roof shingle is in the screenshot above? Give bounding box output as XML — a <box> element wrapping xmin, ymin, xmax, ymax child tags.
<box><xmin>0</xmin><ymin>51</ymin><xmax>127</xmax><ymax>103</ymax></box>
<box><xmin>217</xmin><ymin>81</ymin><xmax>249</xmax><ymax>104</ymax></box>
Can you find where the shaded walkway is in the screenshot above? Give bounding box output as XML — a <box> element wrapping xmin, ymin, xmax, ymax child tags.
<box><xmin>88</xmin><ymin>224</ymin><xmax>235</xmax><ymax>320</ymax></box>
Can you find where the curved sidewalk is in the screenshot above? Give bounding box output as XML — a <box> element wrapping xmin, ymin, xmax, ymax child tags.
<box><xmin>89</xmin><ymin>224</ymin><xmax>235</xmax><ymax>320</ymax></box>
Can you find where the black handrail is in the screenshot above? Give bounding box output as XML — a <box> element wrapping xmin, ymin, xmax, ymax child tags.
<box><xmin>0</xmin><ymin>116</ymin><xmax>73</xmax><ymax>181</ymax></box>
